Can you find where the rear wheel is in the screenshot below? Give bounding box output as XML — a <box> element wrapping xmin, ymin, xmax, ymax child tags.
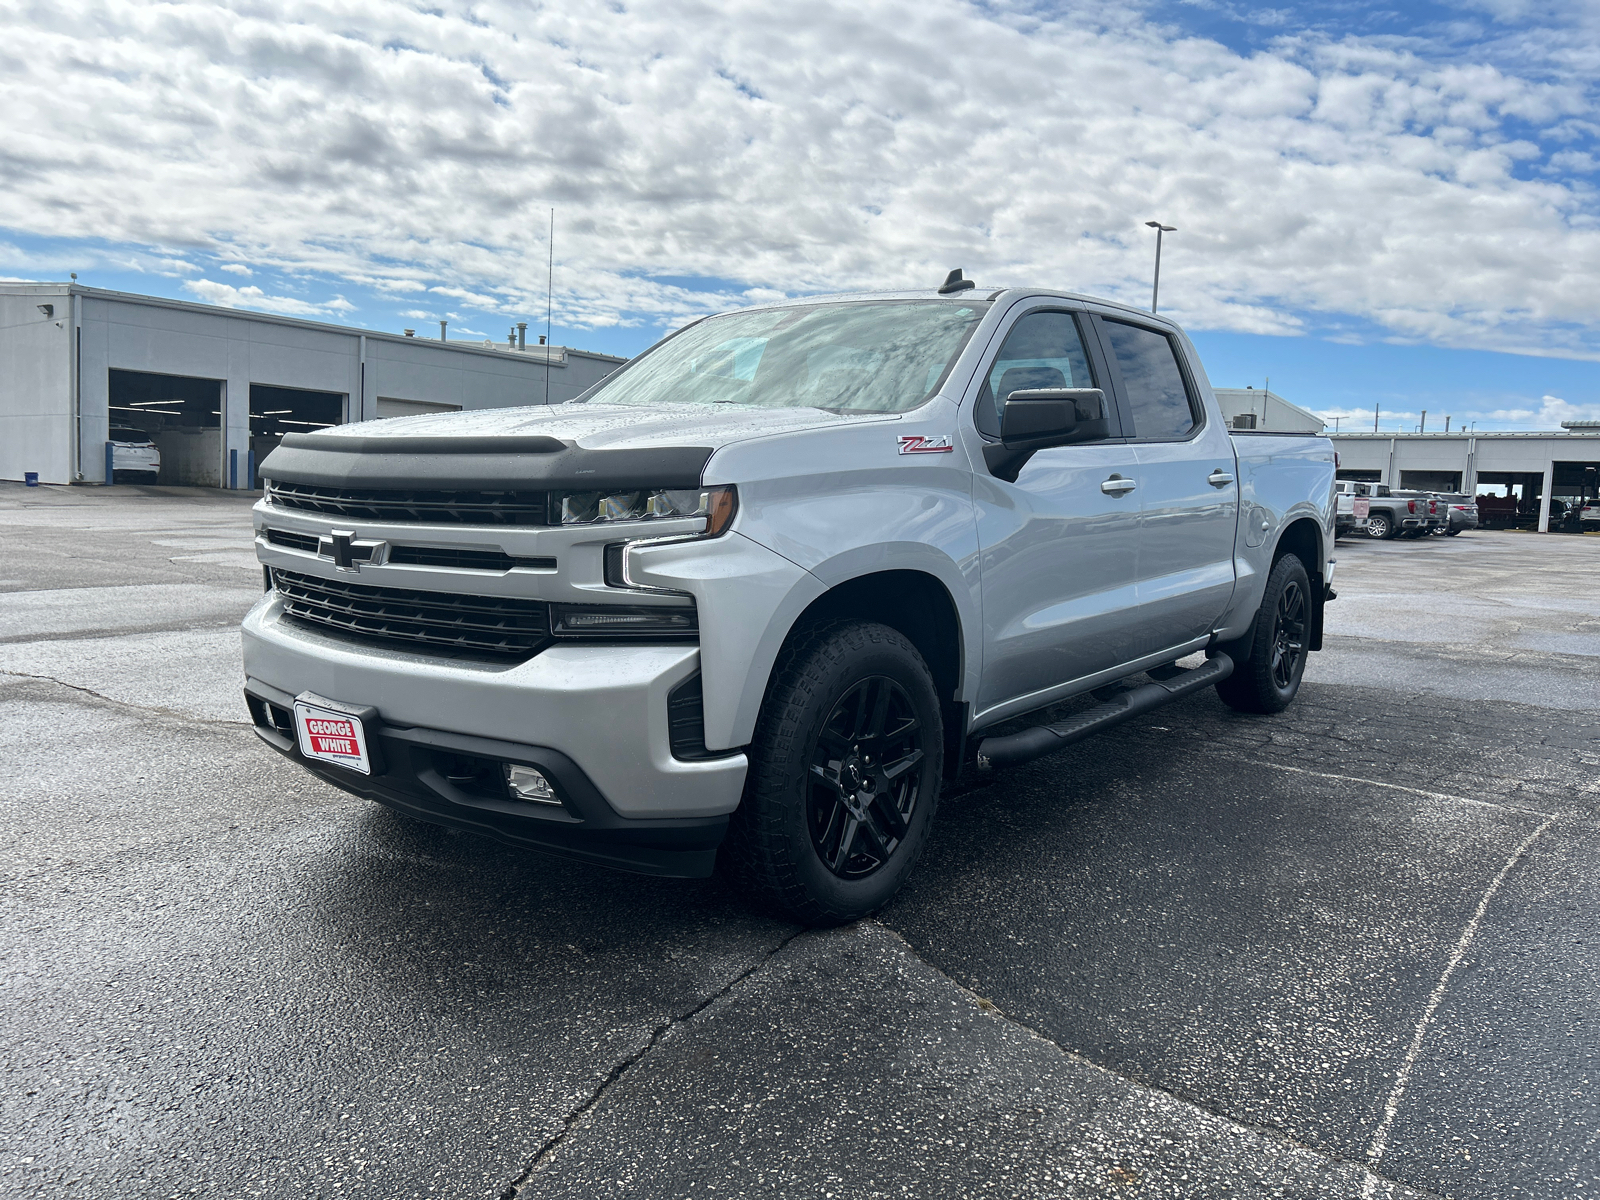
<box><xmin>1214</xmin><ymin>554</ymin><xmax>1311</xmax><ymax>715</ymax></box>
<box><xmin>722</xmin><ymin>620</ymin><xmax>943</xmax><ymax>925</ymax></box>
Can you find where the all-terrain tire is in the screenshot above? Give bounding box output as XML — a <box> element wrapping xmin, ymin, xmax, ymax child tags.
<box><xmin>721</xmin><ymin>620</ymin><xmax>943</xmax><ymax>925</ymax></box>
<box><xmin>1213</xmin><ymin>553</ymin><xmax>1312</xmax><ymax>715</ymax></box>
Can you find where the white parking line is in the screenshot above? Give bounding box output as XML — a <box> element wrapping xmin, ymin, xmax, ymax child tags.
<box><xmin>1219</xmin><ymin>756</ymin><xmax>1557</xmax><ymax>818</ymax></box>
<box><xmin>1359</xmin><ymin>814</ymin><xmax>1559</xmax><ymax>1197</ymax></box>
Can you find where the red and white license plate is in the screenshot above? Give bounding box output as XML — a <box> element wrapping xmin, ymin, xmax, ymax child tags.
<box><xmin>294</xmin><ymin>699</ymin><xmax>371</xmax><ymax>775</ymax></box>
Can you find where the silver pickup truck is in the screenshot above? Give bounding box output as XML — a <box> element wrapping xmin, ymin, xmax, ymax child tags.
<box><xmin>242</xmin><ymin>277</ymin><xmax>1337</xmax><ymax>922</ymax></box>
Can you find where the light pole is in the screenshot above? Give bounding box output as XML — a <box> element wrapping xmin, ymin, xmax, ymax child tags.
<box><xmin>1145</xmin><ymin>221</ymin><xmax>1176</xmax><ymax>313</ymax></box>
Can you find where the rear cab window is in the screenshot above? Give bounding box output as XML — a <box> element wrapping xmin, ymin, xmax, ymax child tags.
<box><xmin>1099</xmin><ymin>319</ymin><xmax>1199</xmax><ymax>440</ymax></box>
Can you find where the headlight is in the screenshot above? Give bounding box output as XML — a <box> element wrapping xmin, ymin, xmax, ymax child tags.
<box><xmin>555</xmin><ymin>485</ymin><xmax>737</xmax><ymax>535</ymax></box>
<box><xmin>550</xmin><ymin>604</ymin><xmax>698</xmax><ymax>639</ymax></box>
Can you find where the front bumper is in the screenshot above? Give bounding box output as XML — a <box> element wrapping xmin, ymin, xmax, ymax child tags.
<box><xmin>112</xmin><ymin>449</ymin><xmax>160</xmax><ymax>472</ymax></box>
<box><xmin>241</xmin><ymin>594</ymin><xmax>748</xmax><ymax>871</ymax></box>
<box><xmin>245</xmin><ymin>678</ymin><xmax>729</xmax><ymax>877</ymax></box>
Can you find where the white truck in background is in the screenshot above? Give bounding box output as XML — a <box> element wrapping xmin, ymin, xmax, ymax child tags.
<box><xmin>1334</xmin><ymin>481</ymin><xmax>1370</xmax><ymax>539</ymax></box>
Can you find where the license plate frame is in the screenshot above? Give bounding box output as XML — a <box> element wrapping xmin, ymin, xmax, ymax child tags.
<box><xmin>294</xmin><ymin>694</ymin><xmax>373</xmax><ymax>775</ymax></box>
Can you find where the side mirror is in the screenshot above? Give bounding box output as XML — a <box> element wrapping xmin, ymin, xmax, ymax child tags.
<box><xmin>984</xmin><ymin>388</ymin><xmax>1110</xmax><ymax>482</ymax></box>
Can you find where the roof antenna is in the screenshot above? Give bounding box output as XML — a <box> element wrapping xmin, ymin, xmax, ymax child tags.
<box><xmin>544</xmin><ymin>208</ymin><xmax>554</xmax><ymax>406</ymax></box>
<box><xmin>938</xmin><ymin>268</ymin><xmax>974</xmax><ymax>295</ymax></box>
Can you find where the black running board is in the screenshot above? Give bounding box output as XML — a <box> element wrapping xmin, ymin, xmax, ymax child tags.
<box><xmin>975</xmin><ymin>654</ymin><xmax>1234</xmax><ymax>770</ymax></box>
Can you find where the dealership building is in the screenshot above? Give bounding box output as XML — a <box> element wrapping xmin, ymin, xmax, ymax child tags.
<box><xmin>1199</xmin><ymin>383</ymin><xmax>1599</xmax><ymax>534</ymax></box>
<box><xmin>1330</xmin><ymin>426</ymin><xmax>1600</xmax><ymax>532</ymax></box>
<box><xmin>0</xmin><ymin>282</ymin><xmax>626</xmax><ymax>489</ymax></box>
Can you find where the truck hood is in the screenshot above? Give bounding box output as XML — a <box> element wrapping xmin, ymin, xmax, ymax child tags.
<box><xmin>260</xmin><ymin>402</ymin><xmax>896</xmax><ymax>493</ymax></box>
<box><xmin>327</xmin><ymin>401</ymin><xmax>884</xmax><ymax>452</ymax></box>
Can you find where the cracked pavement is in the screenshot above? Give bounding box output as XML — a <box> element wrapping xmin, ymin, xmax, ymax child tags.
<box><xmin>2</xmin><ymin>483</ymin><xmax>1597</xmax><ymax>1198</ymax></box>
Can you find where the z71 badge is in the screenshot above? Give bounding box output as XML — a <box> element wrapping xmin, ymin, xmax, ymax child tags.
<box><xmin>897</xmin><ymin>434</ymin><xmax>954</xmax><ymax>455</ymax></box>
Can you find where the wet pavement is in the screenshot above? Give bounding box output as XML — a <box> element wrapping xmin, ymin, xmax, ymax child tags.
<box><xmin>2</xmin><ymin>483</ymin><xmax>1596</xmax><ymax>1198</ymax></box>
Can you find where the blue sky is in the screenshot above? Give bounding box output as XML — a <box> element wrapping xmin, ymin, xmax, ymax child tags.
<box><xmin>3</xmin><ymin>0</ymin><xmax>1598</xmax><ymax>430</ymax></box>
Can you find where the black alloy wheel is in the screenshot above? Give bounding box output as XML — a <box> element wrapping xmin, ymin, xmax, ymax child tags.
<box><xmin>1214</xmin><ymin>552</ymin><xmax>1313</xmax><ymax>714</ymax></box>
<box><xmin>1268</xmin><ymin>575</ymin><xmax>1308</xmax><ymax>692</ymax></box>
<box><xmin>722</xmin><ymin>619</ymin><xmax>943</xmax><ymax>924</ymax></box>
<box><xmin>807</xmin><ymin>676</ymin><xmax>925</xmax><ymax>880</ymax></box>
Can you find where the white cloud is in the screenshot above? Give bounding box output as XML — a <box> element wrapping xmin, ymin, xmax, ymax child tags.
<box><xmin>1318</xmin><ymin>392</ymin><xmax>1600</xmax><ymax>432</ymax></box>
<box><xmin>183</xmin><ymin>278</ymin><xmax>347</xmax><ymax>316</ymax></box>
<box><xmin>0</xmin><ymin>0</ymin><xmax>1598</xmax><ymax>354</ymax></box>
<box><xmin>220</xmin><ymin>263</ymin><xmax>252</xmax><ymax>276</ymax></box>
<box><xmin>1501</xmin><ymin>393</ymin><xmax>1600</xmax><ymax>425</ymax></box>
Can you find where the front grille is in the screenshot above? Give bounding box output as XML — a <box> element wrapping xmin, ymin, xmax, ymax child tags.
<box><xmin>267</xmin><ymin>481</ymin><xmax>549</xmax><ymax>526</ymax></box>
<box><xmin>272</xmin><ymin>567</ymin><xmax>550</xmax><ymax>661</ymax></box>
<box><xmin>386</xmin><ymin>545</ymin><xmax>556</xmax><ymax>572</ymax></box>
<box><xmin>265</xmin><ymin>528</ymin><xmax>321</xmax><ymax>553</ymax></box>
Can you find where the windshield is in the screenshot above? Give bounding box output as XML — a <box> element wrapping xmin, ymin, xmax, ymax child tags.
<box><xmin>110</xmin><ymin>427</ymin><xmax>152</xmax><ymax>443</ymax></box>
<box><xmin>573</xmin><ymin>300</ymin><xmax>989</xmax><ymax>414</ymax></box>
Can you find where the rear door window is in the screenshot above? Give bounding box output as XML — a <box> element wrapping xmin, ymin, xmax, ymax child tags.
<box><xmin>1100</xmin><ymin>320</ymin><xmax>1198</xmax><ymax>440</ymax></box>
<box><xmin>973</xmin><ymin>311</ymin><xmax>1098</xmax><ymax>438</ymax></box>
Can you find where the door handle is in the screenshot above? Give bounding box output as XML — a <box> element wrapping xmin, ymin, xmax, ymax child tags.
<box><xmin>1208</xmin><ymin>469</ymin><xmax>1235</xmax><ymax>487</ymax></box>
<box><xmin>1101</xmin><ymin>475</ymin><xmax>1137</xmax><ymax>496</ymax></box>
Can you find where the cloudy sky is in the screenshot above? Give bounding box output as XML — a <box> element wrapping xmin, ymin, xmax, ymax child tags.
<box><xmin>3</xmin><ymin>0</ymin><xmax>1599</xmax><ymax>430</ymax></box>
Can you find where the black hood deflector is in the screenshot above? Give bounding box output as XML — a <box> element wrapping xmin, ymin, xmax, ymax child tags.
<box><xmin>261</xmin><ymin>432</ymin><xmax>715</xmax><ymax>492</ymax></box>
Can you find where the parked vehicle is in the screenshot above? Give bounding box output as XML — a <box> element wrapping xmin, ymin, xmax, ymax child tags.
<box><xmin>1554</xmin><ymin>499</ymin><xmax>1600</xmax><ymax>532</ymax></box>
<box><xmin>243</xmin><ymin>278</ymin><xmax>1337</xmax><ymax>922</ymax></box>
<box><xmin>1360</xmin><ymin>484</ymin><xmax>1427</xmax><ymax>539</ymax></box>
<box><xmin>1333</xmin><ymin>481</ymin><xmax>1371</xmax><ymax>538</ymax></box>
<box><xmin>1476</xmin><ymin>492</ymin><xmax>1538</xmax><ymax>529</ymax></box>
<box><xmin>1431</xmin><ymin>493</ymin><xmax>1479</xmax><ymax>536</ymax></box>
<box><xmin>1387</xmin><ymin>490</ymin><xmax>1445</xmax><ymax>538</ymax></box>
<box><xmin>109</xmin><ymin>426</ymin><xmax>161</xmax><ymax>483</ymax></box>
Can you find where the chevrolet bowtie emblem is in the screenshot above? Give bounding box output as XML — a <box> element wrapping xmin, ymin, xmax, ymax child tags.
<box><xmin>317</xmin><ymin>530</ymin><xmax>385</xmax><ymax>570</ymax></box>
<box><xmin>329</xmin><ymin>530</ymin><xmax>356</xmax><ymax>569</ymax></box>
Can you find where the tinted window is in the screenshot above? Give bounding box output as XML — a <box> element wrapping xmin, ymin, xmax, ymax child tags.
<box><xmin>1102</xmin><ymin>321</ymin><xmax>1196</xmax><ymax>439</ymax></box>
<box><xmin>974</xmin><ymin>311</ymin><xmax>1096</xmax><ymax>438</ymax></box>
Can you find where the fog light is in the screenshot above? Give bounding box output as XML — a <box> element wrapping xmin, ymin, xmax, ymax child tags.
<box><xmin>504</xmin><ymin>764</ymin><xmax>560</xmax><ymax>805</ymax></box>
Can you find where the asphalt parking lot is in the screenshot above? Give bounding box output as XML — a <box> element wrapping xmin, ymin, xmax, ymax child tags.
<box><xmin>3</xmin><ymin>484</ymin><xmax>1597</xmax><ymax>1199</ymax></box>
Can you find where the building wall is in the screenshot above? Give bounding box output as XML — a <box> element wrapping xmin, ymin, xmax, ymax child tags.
<box><xmin>361</xmin><ymin>339</ymin><xmax>610</xmax><ymax>421</ymax></box>
<box><xmin>0</xmin><ymin>289</ymin><xmax>73</xmax><ymax>484</ymax></box>
<box><xmin>1214</xmin><ymin>389</ymin><xmax>1324</xmax><ymax>433</ymax></box>
<box><xmin>1331</xmin><ymin>432</ymin><xmax>1600</xmax><ymax>529</ymax></box>
<box><xmin>1</xmin><ymin>284</ymin><xmax>625</xmax><ymax>486</ymax></box>
<box><xmin>78</xmin><ymin>294</ymin><xmax>364</xmax><ymax>488</ymax></box>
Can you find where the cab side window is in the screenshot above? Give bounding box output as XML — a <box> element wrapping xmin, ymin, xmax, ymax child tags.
<box><xmin>1100</xmin><ymin>320</ymin><xmax>1198</xmax><ymax>440</ymax></box>
<box><xmin>974</xmin><ymin>311</ymin><xmax>1096</xmax><ymax>438</ymax></box>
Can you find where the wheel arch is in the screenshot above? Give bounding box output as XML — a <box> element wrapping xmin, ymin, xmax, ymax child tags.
<box><xmin>783</xmin><ymin>569</ymin><xmax>968</xmax><ymax>778</ymax></box>
<box><xmin>1272</xmin><ymin>516</ymin><xmax>1323</xmax><ymax>577</ymax></box>
<box><xmin>1270</xmin><ymin>516</ymin><xmax>1326</xmax><ymax>651</ymax></box>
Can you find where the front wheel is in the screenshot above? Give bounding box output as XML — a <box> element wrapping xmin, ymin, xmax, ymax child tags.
<box><xmin>1214</xmin><ymin>554</ymin><xmax>1312</xmax><ymax>714</ymax></box>
<box><xmin>1366</xmin><ymin>513</ymin><xmax>1392</xmax><ymax>539</ymax></box>
<box><xmin>722</xmin><ymin>620</ymin><xmax>943</xmax><ymax>925</ymax></box>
